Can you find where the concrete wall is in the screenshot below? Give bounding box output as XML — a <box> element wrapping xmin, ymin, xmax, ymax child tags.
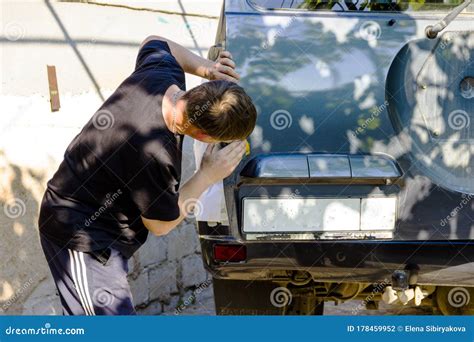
<box><xmin>0</xmin><ymin>0</ymin><xmax>221</xmax><ymax>315</ymax></box>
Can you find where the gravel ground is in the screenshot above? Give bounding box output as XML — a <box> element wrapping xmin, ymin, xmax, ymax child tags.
<box><xmin>172</xmin><ymin>285</ymin><xmax>433</xmax><ymax>316</ymax></box>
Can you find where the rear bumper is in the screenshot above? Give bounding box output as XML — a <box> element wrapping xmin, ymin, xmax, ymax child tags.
<box><xmin>199</xmin><ymin>235</ymin><xmax>474</xmax><ymax>287</ymax></box>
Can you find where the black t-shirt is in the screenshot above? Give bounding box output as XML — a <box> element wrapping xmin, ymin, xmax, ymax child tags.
<box><xmin>38</xmin><ymin>40</ymin><xmax>185</xmax><ymax>258</ymax></box>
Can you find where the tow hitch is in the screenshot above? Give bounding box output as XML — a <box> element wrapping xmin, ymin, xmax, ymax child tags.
<box><xmin>382</xmin><ymin>268</ymin><xmax>429</xmax><ymax>306</ymax></box>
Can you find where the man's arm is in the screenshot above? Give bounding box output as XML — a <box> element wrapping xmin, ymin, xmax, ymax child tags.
<box><xmin>141</xmin><ymin>35</ymin><xmax>240</xmax><ymax>82</ymax></box>
<box><xmin>141</xmin><ymin>141</ymin><xmax>246</xmax><ymax>236</ymax></box>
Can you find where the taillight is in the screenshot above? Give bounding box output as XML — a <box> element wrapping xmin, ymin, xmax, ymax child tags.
<box><xmin>213</xmin><ymin>244</ymin><xmax>247</xmax><ymax>262</ymax></box>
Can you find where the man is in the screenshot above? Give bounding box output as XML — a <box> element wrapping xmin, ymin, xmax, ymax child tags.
<box><xmin>38</xmin><ymin>36</ymin><xmax>257</xmax><ymax>315</ymax></box>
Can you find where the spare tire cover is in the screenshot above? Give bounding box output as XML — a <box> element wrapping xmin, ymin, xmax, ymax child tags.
<box><xmin>386</xmin><ymin>32</ymin><xmax>473</xmax><ymax>194</ymax></box>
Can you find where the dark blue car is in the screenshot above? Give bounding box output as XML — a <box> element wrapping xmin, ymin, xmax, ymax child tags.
<box><xmin>197</xmin><ymin>0</ymin><xmax>474</xmax><ymax>315</ymax></box>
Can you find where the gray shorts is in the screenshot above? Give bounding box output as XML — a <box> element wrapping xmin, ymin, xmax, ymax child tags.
<box><xmin>40</xmin><ymin>233</ymin><xmax>136</xmax><ymax>315</ymax></box>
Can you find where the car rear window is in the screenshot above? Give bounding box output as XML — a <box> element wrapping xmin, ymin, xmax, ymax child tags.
<box><xmin>249</xmin><ymin>0</ymin><xmax>474</xmax><ymax>12</ymax></box>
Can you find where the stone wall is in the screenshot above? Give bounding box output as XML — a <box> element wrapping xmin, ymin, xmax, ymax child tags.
<box><xmin>128</xmin><ymin>222</ymin><xmax>213</xmax><ymax>315</ymax></box>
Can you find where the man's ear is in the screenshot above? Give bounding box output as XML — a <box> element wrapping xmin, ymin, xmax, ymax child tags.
<box><xmin>185</xmin><ymin>124</ymin><xmax>214</xmax><ymax>142</ymax></box>
<box><xmin>194</xmin><ymin>130</ymin><xmax>212</xmax><ymax>141</ymax></box>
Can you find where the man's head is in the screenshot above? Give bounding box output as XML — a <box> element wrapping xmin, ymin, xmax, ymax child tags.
<box><xmin>181</xmin><ymin>80</ymin><xmax>257</xmax><ymax>143</ymax></box>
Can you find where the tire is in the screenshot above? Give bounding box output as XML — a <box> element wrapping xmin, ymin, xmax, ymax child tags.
<box><xmin>435</xmin><ymin>286</ymin><xmax>474</xmax><ymax>315</ymax></box>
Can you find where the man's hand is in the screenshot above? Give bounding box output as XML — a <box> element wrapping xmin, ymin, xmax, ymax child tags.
<box><xmin>206</xmin><ymin>51</ymin><xmax>240</xmax><ymax>83</ymax></box>
<box><xmin>142</xmin><ymin>141</ymin><xmax>246</xmax><ymax>236</ymax></box>
<box><xmin>141</xmin><ymin>36</ymin><xmax>240</xmax><ymax>82</ymax></box>
<box><xmin>199</xmin><ymin>141</ymin><xmax>246</xmax><ymax>184</ymax></box>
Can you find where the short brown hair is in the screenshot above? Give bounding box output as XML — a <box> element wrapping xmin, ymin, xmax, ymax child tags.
<box><xmin>182</xmin><ymin>80</ymin><xmax>257</xmax><ymax>141</ymax></box>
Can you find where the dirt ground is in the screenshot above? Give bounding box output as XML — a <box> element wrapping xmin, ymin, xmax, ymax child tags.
<box><xmin>172</xmin><ymin>285</ymin><xmax>433</xmax><ymax>316</ymax></box>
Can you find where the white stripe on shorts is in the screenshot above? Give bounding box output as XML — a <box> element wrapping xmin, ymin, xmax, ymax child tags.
<box><xmin>68</xmin><ymin>249</ymin><xmax>92</xmax><ymax>315</ymax></box>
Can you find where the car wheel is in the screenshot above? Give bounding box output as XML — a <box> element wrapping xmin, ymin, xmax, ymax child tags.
<box><xmin>435</xmin><ymin>286</ymin><xmax>474</xmax><ymax>315</ymax></box>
